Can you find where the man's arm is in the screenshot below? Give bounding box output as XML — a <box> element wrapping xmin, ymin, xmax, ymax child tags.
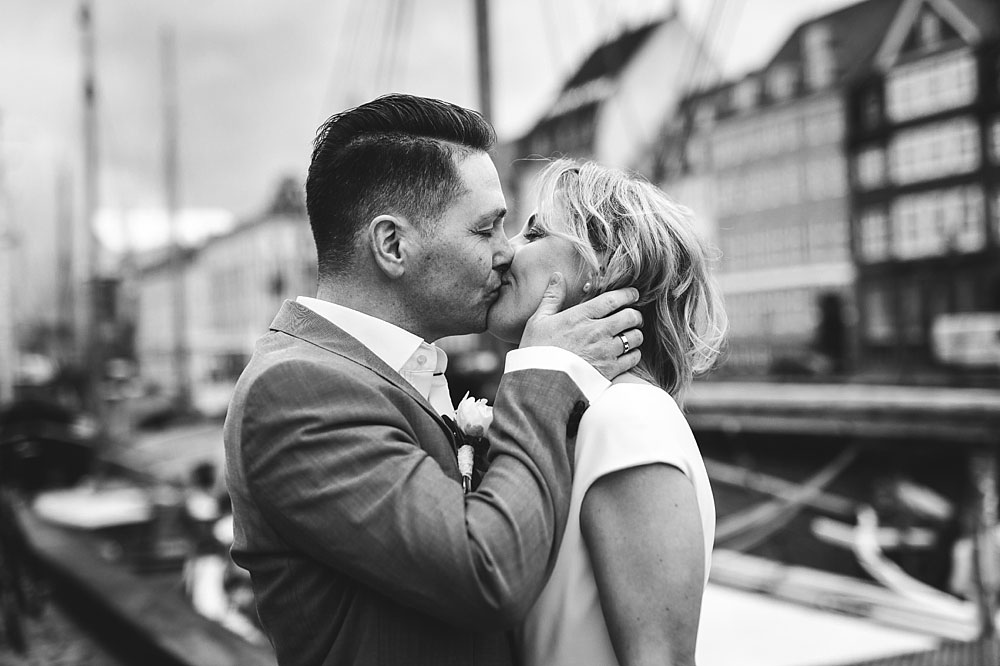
<box><xmin>239</xmin><ymin>358</ymin><xmax>585</xmax><ymax>629</ymax></box>
<box><xmin>240</xmin><ymin>280</ymin><xmax>643</xmax><ymax>628</ymax></box>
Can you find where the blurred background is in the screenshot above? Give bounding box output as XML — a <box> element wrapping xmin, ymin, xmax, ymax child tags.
<box><xmin>1</xmin><ymin>0</ymin><xmax>1000</xmax><ymax>664</ymax></box>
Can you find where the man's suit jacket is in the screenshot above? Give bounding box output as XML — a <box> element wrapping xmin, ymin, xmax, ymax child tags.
<box><xmin>224</xmin><ymin>301</ymin><xmax>588</xmax><ymax>666</ymax></box>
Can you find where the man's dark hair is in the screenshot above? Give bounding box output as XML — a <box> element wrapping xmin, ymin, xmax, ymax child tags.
<box><xmin>305</xmin><ymin>94</ymin><xmax>496</xmax><ymax>278</ymax></box>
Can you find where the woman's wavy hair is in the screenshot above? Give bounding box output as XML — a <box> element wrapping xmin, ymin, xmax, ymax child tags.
<box><xmin>533</xmin><ymin>158</ymin><xmax>727</xmax><ymax>404</ymax></box>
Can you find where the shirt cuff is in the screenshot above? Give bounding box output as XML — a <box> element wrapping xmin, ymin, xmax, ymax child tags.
<box><xmin>503</xmin><ymin>347</ymin><xmax>610</xmax><ymax>403</ymax></box>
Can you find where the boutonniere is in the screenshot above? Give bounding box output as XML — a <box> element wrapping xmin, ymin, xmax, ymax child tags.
<box><xmin>451</xmin><ymin>392</ymin><xmax>493</xmax><ymax>493</ymax></box>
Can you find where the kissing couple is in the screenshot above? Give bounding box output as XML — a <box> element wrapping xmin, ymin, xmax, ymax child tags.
<box><xmin>224</xmin><ymin>94</ymin><xmax>726</xmax><ymax>666</ymax></box>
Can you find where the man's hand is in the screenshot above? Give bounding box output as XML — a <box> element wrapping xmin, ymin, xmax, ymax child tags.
<box><xmin>520</xmin><ymin>273</ymin><xmax>644</xmax><ymax>380</ymax></box>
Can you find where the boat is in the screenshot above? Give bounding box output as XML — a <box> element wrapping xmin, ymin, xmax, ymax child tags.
<box><xmin>0</xmin><ymin>398</ymin><xmax>274</xmax><ymax>664</ymax></box>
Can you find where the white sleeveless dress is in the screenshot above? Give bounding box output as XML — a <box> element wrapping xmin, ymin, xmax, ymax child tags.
<box><xmin>517</xmin><ymin>383</ymin><xmax>716</xmax><ymax>666</ymax></box>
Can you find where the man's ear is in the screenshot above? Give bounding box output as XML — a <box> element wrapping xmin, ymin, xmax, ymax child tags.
<box><xmin>368</xmin><ymin>214</ymin><xmax>417</xmax><ymax>279</ymax></box>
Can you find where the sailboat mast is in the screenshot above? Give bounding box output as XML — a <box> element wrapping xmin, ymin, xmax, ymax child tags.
<box><xmin>161</xmin><ymin>26</ymin><xmax>191</xmax><ymax>412</ymax></box>
<box><xmin>0</xmin><ymin>116</ymin><xmax>15</xmax><ymax>405</ymax></box>
<box><xmin>474</xmin><ymin>0</ymin><xmax>492</xmax><ymax>122</ymax></box>
<box><xmin>78</xmin><ymin>0</ymin><xmax>102</xmax><ymax>412</ymax></box>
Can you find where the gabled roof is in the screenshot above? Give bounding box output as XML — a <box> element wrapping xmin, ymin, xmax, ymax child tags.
<box><xmin>947</xmin><ymin>0</ymin><xmax>1000</xmax><ymax>39</ymax></box>
<box><xmin>874</xmin><ymin>0</ymin><xmax>1000</xmax><ymax>70</ymax></box>
<box><xmin>561</xmin><ymin>20</ymin><xmax>663</xmax><ymax>92</ymax></box>
<box><xmin>767</xmin><ymin>0</ymin><xmax>907</xmax><ymax>83</ymax></box>
<box><xmin>679</xmin><ymin>0</ymin><xmax>915</xmax><ymax>116</ymax></box>
<box><xmin>520</xmin><ymin>18</ymin><xmax>668</xmax><ymax>139</ymax></box>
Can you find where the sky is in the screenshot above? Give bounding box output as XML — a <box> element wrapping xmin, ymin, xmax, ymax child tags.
<box><xmin>0</xmin><ymin>0</ymin><xmax>859</xmax><ymax>318</ymax></box>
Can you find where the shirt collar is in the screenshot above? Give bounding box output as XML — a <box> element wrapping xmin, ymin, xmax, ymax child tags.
<box><xmin>296</xmin><ymin>296</ymin><xmax>430</xmax><ymax>374</ymax></box>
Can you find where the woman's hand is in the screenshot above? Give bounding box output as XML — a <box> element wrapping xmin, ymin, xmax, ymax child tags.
<box><xmin>519</xmin><ymin>272</ymin><xmax>644</xmax><ymax>381</ymax></box>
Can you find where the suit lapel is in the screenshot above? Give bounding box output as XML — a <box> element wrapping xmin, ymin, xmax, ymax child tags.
<box><xmin>268</xmin><ymin>300</ymin><xmax>458</xmax><ymax>449</ymax></box>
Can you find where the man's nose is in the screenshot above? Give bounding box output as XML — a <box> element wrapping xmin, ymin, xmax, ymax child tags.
<box><xmin>494</xmin><ymin>233</ymin><xmax>514</xmax><ymax>271</ymax></box>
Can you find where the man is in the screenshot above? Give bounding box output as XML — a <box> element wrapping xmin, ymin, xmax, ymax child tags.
<box><xmin>224</xmin><ymin>94</ymin><xmax>643</xmax><ymax>666</ymax></box>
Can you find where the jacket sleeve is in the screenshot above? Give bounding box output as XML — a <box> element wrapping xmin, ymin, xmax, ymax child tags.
<box><xmin>236</xmin><ymin>357</ymin><xmax>586</xmax><ymax>629</ymax></box>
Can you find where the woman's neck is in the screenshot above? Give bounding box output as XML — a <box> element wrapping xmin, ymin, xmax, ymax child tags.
<box><xmin>611</xmin><ymin>370</ymin><xmax>654</xmax><ymax>387</ymax></box>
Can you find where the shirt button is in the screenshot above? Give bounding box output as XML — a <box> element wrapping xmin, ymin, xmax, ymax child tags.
<box><xmin>416</xmin><ymin>354</ymin><xmax>427</xmax><ymax>366</ymax></box>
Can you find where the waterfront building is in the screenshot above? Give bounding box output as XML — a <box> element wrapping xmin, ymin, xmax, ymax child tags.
<box><xmin>133</xmin><ymin>183</ymin><xmax>315</xmax><ymax>415</ymax></box>
<box><xmin>187</xmin><ymin>210</ymin><xmax>315</xmax><ymax>414</ymax></box>
<box><xmin>658</xmin><ymin>0</ymin><xmax>905</xmax><ymax>376</ymax></box>
<box><xmin>133</xmin><ymin>246</ymin><xmax>198</xmax><ymax>405</ymax></box>
<box><xmin>846</xmin><ymin>0</ymin><xmax>1000</xmax><ymax>382</ymax></box>
<box><xmin>503</xmin><ymin>13</ymin><xmax>714</xmax><ymax>228</ymax></box>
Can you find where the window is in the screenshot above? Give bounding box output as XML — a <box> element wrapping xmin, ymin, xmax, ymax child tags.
<box><xmin>888</xmin><ymin>117</ymin><xmax>980</xmax><ymax>184</ymax></box>
<box><xmin>953</xmin><ymin>187</ymin><xmax>985</xmax><ymax>252</ymax></box>
<box><xmin>805</xmin><ymin>154</ymin><xmax>847</xmax><ymax>200</ymax></box>
<box><xmin>773</xmin><ymin>109</ymin><xmax>801</xmax><ymax>152</ymax></box>
<box><xmin>808</xmin><ymin>213</ymin><xmax>848</xmax><ymax>263</ymax></box>
<box><xmin>803</xmin><ymin>24</ymin><xmax>836</xmax><ymax>90</ymax></box>
<box><xmin>717</xmin><ymin>163</ymin><xmax>805</xmax><ymax>216</ymax></box>
<box><xmin>890</xmin><ymin>186</ymin><xmax>985</xmax><ymax>258</ymax></box>
<box><xmin>885</xmin><ymin>49</ymin><xmax>977</xmax><ymax>121</ymax></box>
<box><xmin>990</xmin><ymin>117</ymin><xmax>1000</xmax><ymax>163</ymax></box>
<box><xmin>733</xmin><ymin>77</ymin><xmax>760</xmax><ymax>111</ymax></box>
<box><xmin>686</xmin><ymin>134</ymin><xmax>710</xmax><ymax>172</ymax></box>
<box><xmin>804</xmin><ymin>106</ymin><xmax>844</xmax><ymax>145</ymax></box>
<box><xmin>693</xmin><ymin>101</ymin><xmax>716</xmax><ymax>130</ymax></box>
<box><xmin>863</xmin><ymin>285</ymin><xmax>894</xmax><ymax>343</ymax></box>
<box><xmin>858</xmin><ymin>208</ymin><xmax>890</xmax><ymax>262</ymax></box>
<box><xmin>767</xmin><ymin>65</ymin><xmax>798</xmax><ymax>101</ymax></box>
<box><xmin>856</xmin><ymin>147</ymin><xmax>886</xmax><ymax>189</ymax></box>
<box><xmin>918</xmin><ymin>12</ymin><xmax>942</xmax><ymax>50</ymax></box>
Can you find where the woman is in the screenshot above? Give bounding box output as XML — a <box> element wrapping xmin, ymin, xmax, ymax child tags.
<box><xmin>488</xmin><ymin>159</ymin><xmax>726</xmax><ymax>666</ymax></box>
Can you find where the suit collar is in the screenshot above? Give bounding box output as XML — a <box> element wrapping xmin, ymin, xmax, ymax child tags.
<box><xmin>269</xmin><ymin>300</ymin><xmax>457</xmax><ymax>445</ymax></box>
<box><xmin>294</xmin><ymin>296</ymin><xmax>426</xmax><ymax>374</ymax></box>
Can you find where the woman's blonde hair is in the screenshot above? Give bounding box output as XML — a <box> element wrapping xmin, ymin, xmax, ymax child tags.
<box><xmin>533</xmin><ymin>158</ymin><xmax>727</xmax><ymax>404</ymax></box>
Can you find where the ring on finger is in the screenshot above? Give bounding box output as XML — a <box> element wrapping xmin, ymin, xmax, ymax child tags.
<box><xmin>618</xmin><ymin>332</ymin><xmax>630</xmax><ymax>355</ymax></box>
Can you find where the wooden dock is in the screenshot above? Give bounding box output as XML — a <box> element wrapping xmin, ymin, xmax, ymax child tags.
<box><xmin>18</xmin><ymin>500</ymin><xmax>275</xmax><ymax>666</ymax></box>
<box><xmin>685</xmin><ymin>381</ymin><xmax>1000</xmax><ymax>444</ymax></box>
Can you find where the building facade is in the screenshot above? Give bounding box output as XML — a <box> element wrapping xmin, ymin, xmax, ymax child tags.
<box><xmin>656</xmin><ymin>0</ymin><xmax>900</xmax><ymax>375</ymax></box>
<box><xmin>661</xmin><ymin>0</ymin><xmax>906</xmax><ymax>376</ymax></box>
<box><xmin>846</xmin><ymin>0</ymin><xmax>1000</xmax><ymax>381</ymax></box>
<box><xmin>134</xmin><ymin>210</ymin><xmax>316</xmax><ymax>415</ymax></box>
<box><xmin>503</xmin><ymin>14</ymin><xmax>715</xmax><ymax>229</ymax></box>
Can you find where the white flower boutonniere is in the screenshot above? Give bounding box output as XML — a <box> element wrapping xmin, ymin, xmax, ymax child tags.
<box><xmin>456</xmin><ymin>392</ymin><xmax>493</xmax><ymax>437</ymax></box>
<box><xmin>454</xmin><ymin>392</ymin><xmax>493</xmax><ymax>493</ymax></box>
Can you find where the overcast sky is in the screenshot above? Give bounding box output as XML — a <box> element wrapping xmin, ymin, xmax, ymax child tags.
<box><xmin>0</xmin><ymin>0</ymin><xmax>857</xmax><ymax>316</ymax></box>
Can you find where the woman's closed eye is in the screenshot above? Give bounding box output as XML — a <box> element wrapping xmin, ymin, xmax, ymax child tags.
<box><xmin>522</xmin><ymin>214</ymin><xmax>546</xmax><ymax>241</ymax></box>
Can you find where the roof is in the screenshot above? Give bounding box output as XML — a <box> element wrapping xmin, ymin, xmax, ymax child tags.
<box><xmin>675</xmin><ymin>0</ymin><xmax>907</xmax><ymax>115</ymax></box>
<box><xmin>519</xmin><ymin>18</ymin><xmax>668</xmax><ymax>140</ymax></box>
<box><xmin>561</xmin><ymin>19</ymin><xmax>663</xmax><ymax>92</ymax></box>
<box><xmin>947</xmin><ymin>0</ymin><xmax>1000</xmax><ymax>40</ymax></box>
<box><xmin>766</xmin><ymin>0</ymin><xmax>907</xmax><ymax>83</ymax></box>
<box><xmin>768</xmin><ymin>0</ymin><xmax>1000</xmax><ymax>83</ymax></box>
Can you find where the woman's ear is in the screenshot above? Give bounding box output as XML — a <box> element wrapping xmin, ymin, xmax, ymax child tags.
<box><xmin>368</xmin><ymin>214</ymin><xmax>417</xmax><ymax>279</ymax></box>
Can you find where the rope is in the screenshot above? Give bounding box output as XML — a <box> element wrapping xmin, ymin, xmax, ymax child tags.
<box><xmin>715</xmin><ymin>444</ymin><xmax>859</xmax><ymax>551</ymax></box>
